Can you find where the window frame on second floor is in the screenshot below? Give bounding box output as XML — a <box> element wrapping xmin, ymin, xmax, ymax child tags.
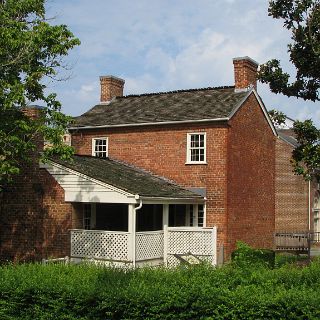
<box><xmin>186</xmin><ymin>132</ymin><xmax>207</xmax><ymax>164</ymax></box>
<box><xmin>92</xmin><ymin>137</ymin><xmax>108</xmax><ymax>158</ymax></box>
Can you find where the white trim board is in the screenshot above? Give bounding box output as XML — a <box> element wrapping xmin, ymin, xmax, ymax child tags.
<box><xmin>41</xmin><ymin>161</ymin><xmax>137</xmax><ymax>204</ymax></box>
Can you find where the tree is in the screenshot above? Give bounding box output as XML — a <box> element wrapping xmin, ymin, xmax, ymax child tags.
<box><xmin>0</xmin><ymin>0</ymin><xmax>80</xmax><ymax>189</ymax></box>
<box><xmin>259</xmin><ymin>0</ymin><xmax>320</xmax><ymax>179</ymax></box>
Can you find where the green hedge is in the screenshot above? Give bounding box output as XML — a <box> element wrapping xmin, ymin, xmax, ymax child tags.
<box><xmin>0</xmin><ymin>260</ymin><xmax>320</xmax><ymax>319</ymax></box>
<box><xmin>231</xmin><ymin>241</ymin><xmax>276</xmax><ymax>268</ymax></box>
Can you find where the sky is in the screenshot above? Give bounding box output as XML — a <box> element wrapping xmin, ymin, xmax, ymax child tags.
<box><xmin>45</xmin><ymin>0</ymin><xmax>320</xmax><ymax>125</ymax></box>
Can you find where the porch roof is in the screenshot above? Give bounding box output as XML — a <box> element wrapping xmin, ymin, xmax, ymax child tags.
<box><xmin>51</xmin><ymin>155</ymin><xmax>203</xmax><ymax>200</ymax></box>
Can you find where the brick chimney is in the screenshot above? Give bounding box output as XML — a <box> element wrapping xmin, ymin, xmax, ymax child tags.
<box><xmin>22</xmin><ymin>105</ymin><xmax>44</xmax><ymax>152</ymax></box>
<box><xmin>100</xmin><ymin>75</ymin><xmax>125</xmax><ymax>102</ymax></box>
<box><xmin>233</xmin><ymin>56</ymin><xmax>258</xmax><ymax>91</ymax></box>
<box><xmin>22</xmin><ymin>105</ymin><xmax>43</xmax><ymax>120</ymax></box>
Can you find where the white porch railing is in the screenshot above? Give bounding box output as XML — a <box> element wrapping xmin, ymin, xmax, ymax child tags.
<box><xmin>136</xmin><ymin>231</ymin><xmax>164</xmax><ymax>261</ymax></box>
<box><xmin>71</xmin><ymin>229</ymin><xmax>130</xmax><ymax>262</ymax></box>
<box><xmin>166</xmin><ymin>227</ymin><xmax>217</xmax><ymax>267</ymax></box>
<box><xmin>70</xmin><ymin>226</ymin><xmax>217</xmax><ymax>267</ymax></box>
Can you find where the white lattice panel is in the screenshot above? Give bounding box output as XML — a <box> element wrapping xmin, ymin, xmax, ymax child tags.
<box><xmin>136</xmin><ymin>231</ymin><xmax>164</xmax><ymax>261</ymax></box>
<box><xmin>167</xmin><ymin>254</ymin><xmax>213</xmax><ymax>267</ymax></box>
<box><xmin>71</xmin><ymin>230</ymin><xmax>130</xmax><ymax>261</ymax></box>
<box><xmin>167</xmin><ymin>228</ymin><xmax>216</xmax><ymax>267</ymax></box>
<box><xmin>168</xmin><ymin>229</ymin><xmax>213</xmax><ymax>255</ymax></box>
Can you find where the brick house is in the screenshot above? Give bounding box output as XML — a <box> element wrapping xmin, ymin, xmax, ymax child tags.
<box><xmin>275</xmin><ymin>118</ymin><xmax>315</xmax><ymax>234</ymax></box>
<box><xmin>1</xmin><ymin>56</ymin><xmax>303</xmax><ymax>265</ymax></box>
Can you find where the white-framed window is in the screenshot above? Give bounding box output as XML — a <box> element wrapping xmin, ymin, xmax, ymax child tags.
<box><xmin>186</xmin><ymin>133</ymin><xmax>206</xmax><ymax>164</ymax></box>
<box><xmin>92</xmin><ymin>137</ymin><xmax>108</xmax><ymax>158</ymax></box>
<box><xmin>187</xmin><ymin>204</ymin><xmax>205</xmax><ymax>227</ymax></box>
<box><xmin>83</xmin><ymin>204</ymin><xmax>96</xmax><ymax>230</ymax></box>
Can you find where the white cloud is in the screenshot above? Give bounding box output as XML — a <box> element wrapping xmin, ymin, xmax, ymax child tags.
<box><xmin>126</xmin><ymin>29</ymin><xmax>273</xmax><ymax>94</ymax></box>
<box><xmin>45</xmin><ymin>0</ymin><xmax>320</xmax><ymax>126</ymax></box>
<box><xmin>79</xmin><ymin>82</ymin><xmax>99</xmax><ymax>100</ymax></box>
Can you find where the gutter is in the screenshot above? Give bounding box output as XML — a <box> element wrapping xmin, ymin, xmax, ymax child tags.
<box><xmin>140</xmin><ymin>196</ymin><xmax>204</xmax><ymax>202</ymax></box>
<box><xmin>68</xmin><ymin>117</ymin><xmax>230</xmax><ymax>131</ymax></box>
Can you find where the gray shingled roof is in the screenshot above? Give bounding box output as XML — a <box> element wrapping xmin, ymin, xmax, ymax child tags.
<box><xmin>52</xmin><ymin>155</ymin><xmax>203</xmax><ymax>199</ymax></box>
<box><xmin>72</xmin><ymin>87</ymin><xmax>248</xmax><ymax>128</ymax></box>
<box><xmin>277</xmin><ymin>129</ymin><xmax>298</xmax><ymax>147</ymax></box>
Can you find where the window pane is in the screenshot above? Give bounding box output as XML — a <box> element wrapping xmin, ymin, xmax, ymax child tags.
<box><xmin>191</xmin><ymin>149</ymin><xmax>199</xmax><ymax>161</ymax></box>
<box><xmin>199</xmin><ymin>135</ymin><xmax>204</xmax><ymax>147</ymax></box>
<box><xmin>199</xmin><ymin>149</ymin><xmax>204</xmax><ymax>161</ymax></box>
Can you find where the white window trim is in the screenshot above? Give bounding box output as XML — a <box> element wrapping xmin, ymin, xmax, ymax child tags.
<box><xmin>186</xmin><ymin>132</ymin><xmax>207</xmax><ymax>164</ymax></box>
<box><xmin>92</xmin><ymin>137</ymin><xmax>108</xmax><ymax>158</ymax></box>
<box><xmin>197</xmin><ymin>204</ymin><xmax>205</xmax><ymax>228</ymax></box>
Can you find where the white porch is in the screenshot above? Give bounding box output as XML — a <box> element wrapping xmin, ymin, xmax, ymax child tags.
<box><xmin>43</xmin><ymin>159</ymin><xmax>216</xmax><ymax>267</ymax></box>
<box><xmin>70</xmin><ymin>226</ymin><xmax>217</xmax><ymax>267</ymax></box>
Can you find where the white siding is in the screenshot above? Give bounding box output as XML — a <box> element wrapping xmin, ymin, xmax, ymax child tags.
<box><xmin>42</xmin><ymin>163</ymin><xmax>136</xmax><ymax>204</ymax></box>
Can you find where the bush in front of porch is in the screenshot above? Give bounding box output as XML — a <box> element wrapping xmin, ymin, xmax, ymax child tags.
<box><xmin>0</xmin><ymin>260</ymin><xmax>320</xmax><ymax>319</ymax></box>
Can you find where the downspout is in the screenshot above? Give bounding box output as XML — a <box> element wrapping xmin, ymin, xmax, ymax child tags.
<box><xmin>132</xmin><ymin>197</ymin><xmax>143</xmax><ymax>268</ymax></box>
<box><xmin>309</xmin><ymin>180</ymin><xmax>311</xmax><ymax>232</ymax></box>
<box><xmin>308</xmin><ymin>179</ymin><xmax>311</xmax><ymax>261</ymax></box>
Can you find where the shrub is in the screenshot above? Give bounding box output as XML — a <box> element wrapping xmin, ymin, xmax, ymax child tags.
<box><xmin>0</xmin><ymin>261</ymin><xmax>320</xmax><ymax>319</ymax></box>
<box><xmin>231</xmin><ymin>241</ymin><xmax>275</xmax><ymax>268</ymax></box>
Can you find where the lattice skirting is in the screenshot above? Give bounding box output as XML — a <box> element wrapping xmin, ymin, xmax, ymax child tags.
<box><xmin>71</xmin><ymin>230</ymin><xmax>130</xmax><ymax>261</ymax></box>
<box><xmin>136</xmin><ymin>232</ymin><xmax>164</xmax><ymax>261</ymax></box>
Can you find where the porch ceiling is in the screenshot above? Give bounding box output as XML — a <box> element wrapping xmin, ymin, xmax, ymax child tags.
<box><xmin>50</xmin><ymin>155</ymin><xmax>203</xmax><ymax>200</ymax></box>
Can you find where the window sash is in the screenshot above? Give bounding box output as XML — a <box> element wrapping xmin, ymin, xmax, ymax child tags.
<box><xmin>187</xmin><ymin>133</ymin><xmax>206</xmax><ymax>163</ymax></box>
<box><xmin>92</xmin><ymin>138</ymin><xmax>108</xmax><ymax>158</ymax></box>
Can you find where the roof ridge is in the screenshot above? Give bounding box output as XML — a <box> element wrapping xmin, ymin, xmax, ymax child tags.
<box><xmin>118</xmin><ymin>85</ymin><xmax>235</xmax><ymax>99</ymax></box>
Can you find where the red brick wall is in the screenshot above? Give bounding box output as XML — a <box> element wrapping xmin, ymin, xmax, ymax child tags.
<box><xmin>0</xmin><ymin>153</ymin><xmax>74</xmax><ymax>262</ymax></box>
<box><xmin>227</xmin><ymin>94</ymin><xmax>276</xmax><ymax>255</ymax></box>
<box><xmin>275</xmin><ymin>138</ymin><xmax>309</xmax><ymax>232</ymax></box>
<box><xmin>72</xmin><ymin>123</ymin><xmax>229</xmax><ymax>249</ymax></box>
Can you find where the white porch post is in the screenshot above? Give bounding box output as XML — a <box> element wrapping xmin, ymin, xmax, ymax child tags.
<box><xmin>194</xmin><ymin>204</ymin><xmax>199</xmax><ymax>227</ymax></box>
<box><xmin>163</xmin><ymin>204</ymin><xmax>169</xmax><ymax>266</ymax></box>
<box><xmin>128</xmin><ymin>204</ymin><xmax>136</xmax><ymax>268</ymax></box>
<box><xmin>212</xmin><ymin>226</ymin><xmax>218</xmax><ymax>266</ymax></box>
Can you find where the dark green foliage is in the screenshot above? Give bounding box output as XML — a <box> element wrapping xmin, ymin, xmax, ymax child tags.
<box><xmin>231</xmin><ymin>241</ymin><xmax>276</xmax><ymax>268</ymax></box>
<box><xmin>259</xmin><ymin>1</ymin><xmax>320</xmax><ymax>180</ymax></box>
<box><xmin>268</xmin><ymin>109</ymin><xmax>287</xmax><ymax>126</ymax></box>
<box><xmin>0</xmin><ymin>0</ymin><xmax>80</xmax><ymax>189</ymax></box>
<box><xmin>259</xmin><ymin>0</ymin><xmax>320</xmax><ymax>102</ymax></box>
<box><xmin>269</xmin><ymin>108</ymin><xmax>320</xmax><ymax>180</ymax></box>
<box><xmin>275</xmin><ymin>252</ymin><xmax>309</xmax><ymax>267</ymax></box>
<box><xmin>291</xmin><ymin>119</ymin><xmax>320</xmax><ymax>179</ymax></box>
<box><xmin>1</xmin><ymin>260</ymin><xmax>320</xmax><ymax>319</ymax></box>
